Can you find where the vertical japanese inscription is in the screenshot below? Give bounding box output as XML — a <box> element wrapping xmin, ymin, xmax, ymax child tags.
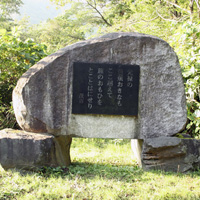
<box><xmin>87</xmin><ymin>67</ymin><xmax>93</xmax><ymax>109</ymax></box>
<box><xmin>72</xmin><ymin>62</ymin><xmax>140</xmax><ymax>116</ymax></box>
<box><xmin>97</xmin><ymin>67</ymin><xmax>104</xmax><ymax>106</ymax></box>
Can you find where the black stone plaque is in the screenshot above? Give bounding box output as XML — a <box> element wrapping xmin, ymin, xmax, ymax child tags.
<box><xmin>72</xmin><ymin>62</ymin><xmax>140</xmax><ymax>116</ymax></box>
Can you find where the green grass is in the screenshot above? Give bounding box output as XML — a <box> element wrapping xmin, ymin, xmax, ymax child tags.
<box><xmin>1</xmin><ymin>138</ymin><xmax>200</xmax><ymax>200</ymax></box>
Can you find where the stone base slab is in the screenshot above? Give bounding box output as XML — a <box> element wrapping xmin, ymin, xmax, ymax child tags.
<box><xmin>0</xmin><ymin>129</ymin><xmax>72</xmax><ymax>170</ymax></box>
<box><xmin>132</xmin><ymin>137</ymin><xmax>200</xmax><ymax>172</ymax></box>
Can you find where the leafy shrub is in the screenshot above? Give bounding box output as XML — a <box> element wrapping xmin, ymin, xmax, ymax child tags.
<box><xmin>170</xmin><ymin>21</ymin><xmax>200</xmax><ymax>138</ymax></box>
<box><xmin>0</xmin><ymin>29</ymin><xmax>47</xmax><ymax>129</ymax></box>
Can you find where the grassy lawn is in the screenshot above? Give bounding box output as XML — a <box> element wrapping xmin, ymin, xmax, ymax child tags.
<box><xmin>0</xmin><ymin>138</ymin><xmax>200</xmax><ymax>200</ymax></box>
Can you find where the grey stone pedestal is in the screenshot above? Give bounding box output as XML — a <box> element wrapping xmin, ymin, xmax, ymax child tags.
<box><xmin>131</xmin><ymin>137</ymin><xmax>200</xmax><ymax>172</ymax></box>
<box><xmin>0</xmin><ymin>129</ymin><xmax>72</xmax><ymax>170</ymax></box>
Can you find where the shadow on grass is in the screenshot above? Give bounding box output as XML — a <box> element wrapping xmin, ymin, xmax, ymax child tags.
<box><xmin>33</xmin><ymin>161</ymin><xmax>200</xmax><ymax>182</ymax></box>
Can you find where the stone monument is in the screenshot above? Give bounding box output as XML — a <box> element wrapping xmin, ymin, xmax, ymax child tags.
<box><xmin>13</xmin><ymin>32</ymin><xmax>186</xmax><ymax>139</ymax></box>
<box><xmin>2</xmin><ymin>32</ymin><xmax>199</xmax><ymax>172</ymax></box>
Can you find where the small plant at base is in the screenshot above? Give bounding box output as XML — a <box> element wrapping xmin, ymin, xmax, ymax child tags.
<box><xmin>36</xmin><ymin>166</ymin><xmax>69</xmax><ymax>177</ymax></box>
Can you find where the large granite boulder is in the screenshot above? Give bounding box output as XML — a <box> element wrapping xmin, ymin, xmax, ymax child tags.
<box><xmin>0</xmin><ymin>129</ymin><xmax>72</xmax><ymax>170</ymax></box>
<box><xmin>13</xmin><ymin>32</ymin><xmax>187</xmax><ymax>139</ymax></box>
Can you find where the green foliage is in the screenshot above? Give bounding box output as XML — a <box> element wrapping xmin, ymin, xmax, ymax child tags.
<box><xmin>0</xmin><ymin>0</ymin><xmax>22</xmax><ymax>20</ymax></box>
<box><xmin>0</xmin><ymin>29</ymin><xmax>47</xmax><ymax>129</ymax></box>
<box><xmin>170</xmin><ymin>21</ymin><xmax>200</xmax><ymax>138</ymax></box>
<box><xmin>0</xmin><ymin>0</ymin><xmax>23</xmax><ymax>30</ymax></box>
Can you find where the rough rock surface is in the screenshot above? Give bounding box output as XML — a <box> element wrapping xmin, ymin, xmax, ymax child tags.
<box><xmin>140</xmin><ymin>137</ymin><xmax>200</xmax><ymax>172</ymax></box>
<box><xmin>13</xmin><ymin>32</ymin><xmax>187</xmax><ymax>139</ymax></box>
<box><xmin>0</xmin><ymin>129</ymin><xmax>72</xmax><ymax>170</ymax></box>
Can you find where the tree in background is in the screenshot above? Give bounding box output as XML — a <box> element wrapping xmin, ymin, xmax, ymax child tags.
<box><xmin>0</xmin><ymin>0</ymin><xmax>23</xmax><ymax>30</ymax></box>
<box><xmin>41</xmin><ymin>0</ymin><xmax>200</xmax><ymax>51</ymax></box>
<box><xmin>0</xmin><ymin>29</ymin><xmax>47</xmax><ymax>129</ymax></box>
<box><xmin>171</xmin><ymin>21</ymin><xmax>200</xmax><ymax>137</ymax></box>
<box><xmin>28</xmin><ymin>2</ymin><xmax>91</xmax><ymax>54</ymax></box>
<box><xmin>0</xmin><ymin>0</ymin><xmax>48</xmax><ymax>129</ymax></box>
